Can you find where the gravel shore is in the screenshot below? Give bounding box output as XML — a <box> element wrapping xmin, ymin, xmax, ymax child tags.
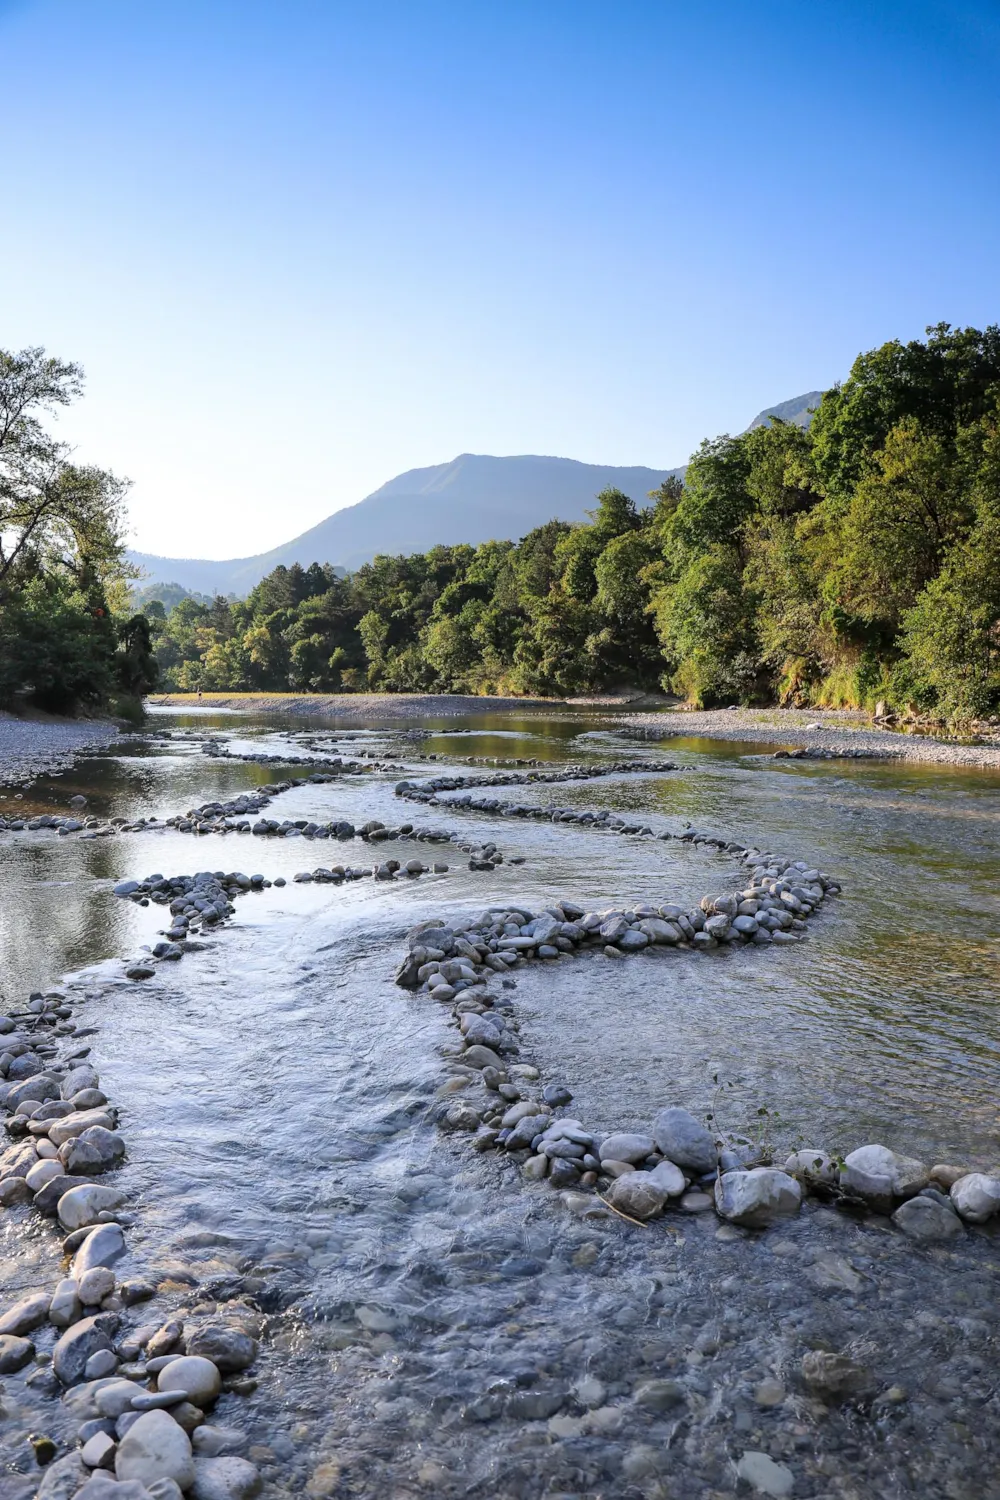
<box><xmin>152</xmin><ymin>691</ymin><xmax>567</xmax><ymax>717</ymax></box>
<box><xmin>616</xmin><ymin>705</ymin><xmax>1000</xmax><ymax>769</ymax></box>
<box><xmin>0</xmin><ymin>715</ymin><xmax>122</xmax><ymax>788</ymax></box>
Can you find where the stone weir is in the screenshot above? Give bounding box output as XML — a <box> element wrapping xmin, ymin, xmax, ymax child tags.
<box><xmin>395</xmin><ymin>845</ymin><xmax>1000</xmax><ymax>1244</ymax></box>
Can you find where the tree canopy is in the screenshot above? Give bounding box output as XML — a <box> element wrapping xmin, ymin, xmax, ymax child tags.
<box><xmin>0</xmin><ymin>346</ymin><xmax>157</xmax><ymax>713</ymax></box>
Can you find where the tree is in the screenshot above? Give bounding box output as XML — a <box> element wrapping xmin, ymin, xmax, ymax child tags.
<box><xmin>810</xmin><ymin>322</ymin><xmax>1000</xmax><ymax>498</ymax></box>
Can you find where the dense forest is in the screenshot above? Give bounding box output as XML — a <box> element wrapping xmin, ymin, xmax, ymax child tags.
<box><xmin>145</xmin><ymin>325</ymin><xmax>1000</xmax><ymax>720</ymax></box>
<box><xmin>0</xmin><ymin>348</ymin><xmax>157</xmax><ymax>717</ymax></box>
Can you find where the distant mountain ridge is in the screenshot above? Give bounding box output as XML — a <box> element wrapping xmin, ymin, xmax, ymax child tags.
<box><xmin>129</xmin><ymin>392</ymin><xmax>822</xmax><ymax>598</ymax></box>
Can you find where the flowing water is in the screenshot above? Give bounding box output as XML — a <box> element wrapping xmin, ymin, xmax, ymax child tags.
<box><xmin>1</xmin><ymin>709</ymin><xmax>999</xmax><ymax>1500</ymax></box>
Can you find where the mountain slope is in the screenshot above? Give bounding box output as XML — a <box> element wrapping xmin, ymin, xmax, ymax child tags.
<box><xmin>128</xmin><ymin>393</ymin><xmax>820</xmax><ymax>597</ymax></box>
<box><xmin>129</xmin><ymin>454</ymin><xmax>684</xmax><ymax>596</ymax></box>
<box><xmin>747</xmin><ymin>391</ymin><xmax>824</xmax><ymax>429</ymax></box>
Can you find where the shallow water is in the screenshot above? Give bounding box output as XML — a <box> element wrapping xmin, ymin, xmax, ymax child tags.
<box><xmin>1</xmin><ymin>710</ymin><xmax>999</xmax><ymax>1499</ymax></box>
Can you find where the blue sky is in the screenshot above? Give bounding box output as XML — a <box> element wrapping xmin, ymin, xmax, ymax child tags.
<box><xmin>2</xmin><ymin>0</ymin><xmax>999</xmax><ymax>558</ymax></box>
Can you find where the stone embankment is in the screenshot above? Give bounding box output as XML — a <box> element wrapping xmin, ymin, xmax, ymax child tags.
<box><xmin>396</xmin><ymin>846</ymin><xmax>1000</xmax><ymax>1245</ymax></box>
<box><xmin>0</xmin><ymin>987</ymin><xmax>265</xmax><ymax>1500</ymax></box>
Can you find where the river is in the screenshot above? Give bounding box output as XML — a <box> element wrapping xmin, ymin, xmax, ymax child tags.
<box><xmin>1</xmin><ymin>706</ymin><xmax>998</xmax><ymax>1500</ymax></box>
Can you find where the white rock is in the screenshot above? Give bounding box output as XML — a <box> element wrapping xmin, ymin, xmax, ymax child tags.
<box><xmin>190</xmin><ymin>1458</ymin><xmax>263</xmax><ymax>1500</ymax></box>
<box><xmin>714</xmin><ymin>1169</ymin><xmax>802</xmax><ymax>1228</ymax></box>
<box><xmin>115</xmin><ymin>1409</ymin><xmax>195</xmax><ymax>1490</ymax></box>
<box><xmin>0</xmin><ymin>1290</ymin><xmax>51</xmax><ymax>1336</ymax></box>
<box><xmin>78</xmin><ymin>1267</ymin><xmax>116</xmax><ymax>1306</ymax></box>
<box><xmin>783</xmin><ymin>1149</ymin><xmax>837</xmax><ymax>1185</ymax></box>
<box><xmin>598</xmin><ymin>1133</ymin><xmax>654</xmax><ymax>1165</ymax></box>
<box><xmin>950</xmin><ymin>1173</ymin><xmax>1000</xmax><ymax>1224</ymax></box>
<box><xmin>48</xmin><ymin>1278</ymin><xmax>82</xmax><ymax>1329</ymax></box>
<box><xmin>25</xmin><ymin>1158</ymin><xmax>66</xmax><ymax>1192</ymax></box>
<box><xmin>80</xmin><ymin>1431</ymin><xmax>116</xmax><ymax>1469</ymax></box>
<box><xmin>840</xmin><ymin>1145</ymin><xmax>928</xmax><ymax>1210</ymax></box>
<box><xmin>646</xmin><ymin>1160</ymin><xmax>686</xmax><ymax>1196</ymax></box>
<box><xmin>157</xmin><ymin>1354</ymin><xmax>222</xmax><ymax>1405</ymax></box>
<box><xmin>192</xmin><ymin>1427</ymin><xmax>249</xmax><ymax>1457</ymax></box>
<box><xmin>57</xmin><ymin>1183</ymin><xmax>127</xmax><ymax>1231</ymax></box>
<box><xmin>96</xmin><ymin>1379</ymin><xmax>145</xmax><ymax>1418</ymax></box>
<box><xmin>736</xmin><ymin>1450</ymin><xmax>795</xmax><ymax>1496</ymax></box>
<box><xmin>47</xmin><ymin>1109</ymin><xmax>115</xmax><ymax>1147</ymax></box>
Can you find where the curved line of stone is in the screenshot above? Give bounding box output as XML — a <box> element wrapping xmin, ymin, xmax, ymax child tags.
<box><xmin>393</xmin><ymin>757</ymin><xmax>683</xmax><ymax>805</ymax></box>
<box><xmin>395</xmin><ymin>846</ymin><xmax>1000</xmax><ymax>1242</ymax></box>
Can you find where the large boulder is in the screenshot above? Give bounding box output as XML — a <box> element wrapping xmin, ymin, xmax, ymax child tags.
<box><xmin>36</xmin><ymin>1452</ymin><xmax>87</xmax><ymax>1500</ymax></box>
<box><xmin>715</xmin><ymin>1169</ymin><xmax>802</xmax><ymax>1228</ymax></box>
<box><xmin>116</xmin><ymin>1410</ymin><xmax>194</xmax><ymax>1489</ymax></box>
<box><xmin>0</xmin><ymin>1334</ymin><xmax>35</xmax><ymax>1372</ymax></box>
<box><xmin>0</xmin><ymin>1139</ymin><xmax>39</xmax><ymax>1180</ymax></box>
<box><xmin>652</xmin><ymin>1108</ymin><xmax>717</xmax><ymax>1174</ymax></box>
<box><xmin>33</xmin><ymin>1173</ymin><xmax>93</xmax><ymax>1216</ymax></box>
<box><xmin>950</xmin><ymin>1173</ymin><xmax>1000</xmax><ymax>1224</ymax></box>
<box><xmin>6</xmin><ymin>1075</ymin><xmax>60</xmax><ymax>1110</ymax></box>
<box><xmin>840</xmin><ymin>1144</ymin><xmax>928</xmax><ymax>1212</ymax></box>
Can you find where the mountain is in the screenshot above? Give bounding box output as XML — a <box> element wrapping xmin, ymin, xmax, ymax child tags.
<box><xmin>747</xmin><ymin>391</ymin><xmax>824</xmax><ymax>430</ymax></box>
<box><xmin>128</xmin><ymin>454</ymin><xmax>684</xmax><ymax>597</ymax></box>
<box><xmin>128</xmin><ymin>393</ymin><xmax>820</xmax><ymax>598</ymax></box>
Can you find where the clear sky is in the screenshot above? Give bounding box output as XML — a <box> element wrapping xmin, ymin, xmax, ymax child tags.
<box><xmin>2</xmin><ymin>0</ymin><xmax>999</xmax><ymax>559</ymax></box>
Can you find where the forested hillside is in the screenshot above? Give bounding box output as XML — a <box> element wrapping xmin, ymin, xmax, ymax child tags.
<box><xmin>146</xmin><ymin>324</ymin><xmax>1000</xmax><ymax>719</ymax></box>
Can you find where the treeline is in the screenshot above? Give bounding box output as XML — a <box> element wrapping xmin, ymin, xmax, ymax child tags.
<box><xmin>146</xmin><ymin>323</ymin><xmax>1000</xmax><ymax>718</ymax></box>
<box><xmin>0</xmin><ymin>348</ymin><xmax>157</xmax><ymax>717</ymax></box>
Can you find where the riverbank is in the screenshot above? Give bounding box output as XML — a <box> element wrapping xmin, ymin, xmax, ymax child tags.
<box><xmin>617</xmin><ymin>705</ymin><xmax>1000</xmax><ymax>768</ymax></box>
<box><xmin>0</xmin><ymin>713</ymin><xmax>122</xmax><ymax>789</ymax></box>
<box><xmin>150</xmin><ymin>689</ymin><xmax>670</xmax><ymax>717</ymax></box>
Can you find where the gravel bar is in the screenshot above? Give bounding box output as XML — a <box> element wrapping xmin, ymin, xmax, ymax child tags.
<box><xmin>616</xmin><ymin>706</ymin><xmax>1000</xmax><ymax>768</ymax></box>
<box><xmin>0</xmin><ymin>716</ymin><xmax>122</xmax><ymax>788</ymax></box>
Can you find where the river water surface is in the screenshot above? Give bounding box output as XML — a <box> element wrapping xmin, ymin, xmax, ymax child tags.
<box><xmin>1</xmin><ymin>708</ymin><xmax>998</xmax><ymax>1500</ymax></box>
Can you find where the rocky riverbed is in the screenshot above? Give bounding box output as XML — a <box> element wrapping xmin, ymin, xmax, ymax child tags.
<box><xmin>0</xmin><ymin>711</ymin><xmax>998</xmax><ymax>1500</ymax></box>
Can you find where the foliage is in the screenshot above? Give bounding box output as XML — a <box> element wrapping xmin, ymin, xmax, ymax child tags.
<box><xmin>0</xmin><ymin>346</ymin><xmax>157</xmax><ymax>714</ymax></box>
